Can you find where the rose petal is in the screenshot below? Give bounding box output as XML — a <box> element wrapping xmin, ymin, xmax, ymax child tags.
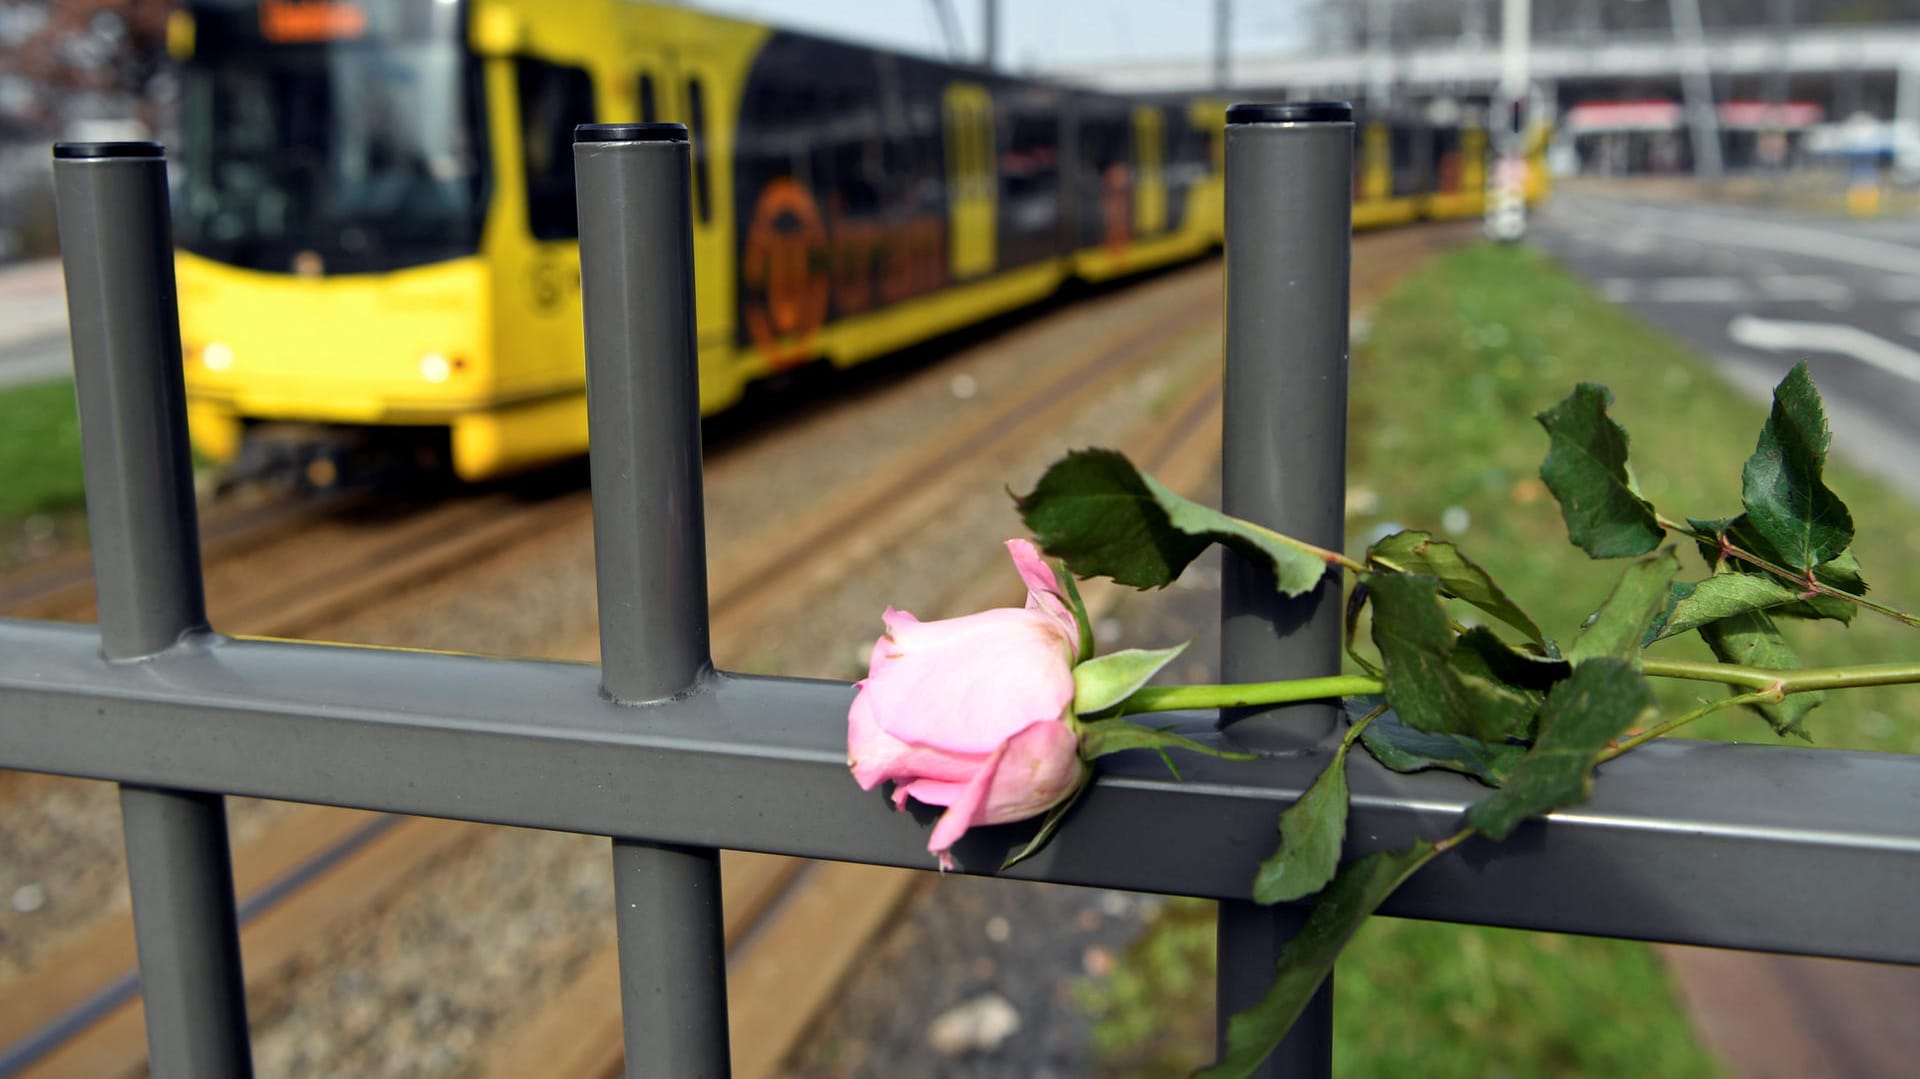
<box><xmin>914</xmin><ymin>722</ymin><xmax>1084</xmax><ymax>866</ymax></box>
<box><xmin>1007</xmin><ymin>538</ymin><xmax>1079</xmax><ymax>644</ymax></box>
<box><xmin>892</xmin><ymin>724</ymin><xmax>1081</xmax><ymax>823</ymax></box>
<box><xmin>862</xmin><ymin>607</ymin><xmax>1076</xmax><ymax>753</ymax></box>
<box><xmin>892</xmin><ymin>776</ymin><xmax>969</xmax><ymax>808</ymax></box>
<box><xmin>926</xmin><ymin>740</ymin><xmax>1009</xmax><ymax>861</ymax></box>
<box><xmin>848</xmin><ymin>685</ymin><xmax>983</xmax><ymax>791</ymax></box>
<box><xmin>973</xmin><ymin>719</ymin><xmax>1085</xmax><ymax>826</ymax></box>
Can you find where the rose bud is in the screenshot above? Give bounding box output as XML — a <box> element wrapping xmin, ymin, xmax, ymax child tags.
<box><xmin>848</xmin><ymin>539</ymin><xmax>1089</xmax><ymax>869</ymax></box>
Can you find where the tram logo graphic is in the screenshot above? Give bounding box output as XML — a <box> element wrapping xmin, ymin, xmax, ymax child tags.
<box><xmin>742</xmin><ymin>178</ymin><xmax>831</xmax><ymax>369</ymax></box>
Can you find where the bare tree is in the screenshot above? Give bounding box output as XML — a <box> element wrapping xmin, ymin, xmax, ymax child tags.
<box><xmin>0</xmin><ymin>0</ymin><xmax>174</xmax><ymax>138</ymax></box>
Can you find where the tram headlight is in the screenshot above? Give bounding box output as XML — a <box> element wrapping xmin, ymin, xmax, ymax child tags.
<box><xmin>419</xmin><ymin>353</ymin><xmax>452</xmax><ymax>384</ymax></box>
<box><xmin>202</xmin><ymin>342</ymin><xmax>233</xmax><ymax>371</ymax></box>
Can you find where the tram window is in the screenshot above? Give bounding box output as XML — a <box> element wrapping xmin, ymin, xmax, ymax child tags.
<box><xmin>517</xmin><ymin>59</ymin><xmax>595</xmax><ymax>240</ymax></box>
<box><xmin>1005</xmin><ymin>110</ymin><xmax>1059</xmax><ymax>198</ymax></box>
<box><xmin>637</xmin><ymin>73</ymin><xmax>657</xmax><ymax>123</ymax></box>
<box><xmin>686</xmin><ymin>77</ymin><xmax>712</xmax><ymax>223</ymax></box>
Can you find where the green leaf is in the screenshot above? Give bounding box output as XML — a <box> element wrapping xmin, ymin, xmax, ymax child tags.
<box><xmin>1343</xmin><ymin>582</ymin><xmax>1383</xmax><ymax>677</ymax></box>
<box><xmin>1078</xmin><ymin>717</ymin><xmax>1255</xmax><ymax>764</ymax></box>
<box><xmin>1016</xmin><ymin>448</ymin><xmax>1330</xmax><ymax>596</ymax></box>
<box><xmin>1774</xmin><ymin>546</ymin><xmax>1867</xmax><ymax>624</ymax></box>
<box><xmin>1370</xmin><ymin>573</ymin><xmax>1475</xmax><ymax>734</ymax></box>
<box><xmin>1740</xmin><ymin>362</ymin><xmax>1853</xmax><ymax>572</ymax></box>
<box><xmin>1698</xmin><ymin>611</ymin><xmax>1822</xmax><ymax>740</ymax></box>
<box><xmin>1449</xmin><ymin>628</ymin><xmax>1570</xmax><ymax>693</ymax></box>
<box><xmin>1465</xmin><ymin>658</ymin><xmax>1656</xmax><ymax>841</ymax></box>
<box><xmin>1687</xmin><ymin>515</ymin><xmax>1738</xmax><ymax>570</ymax></box>
<box><xmin>1072</xmin><ymin>643</ymin><xmax>1189</xmax><ymax>715</ymax></box>
<box><xmin>1647</xmin><ymin>573</ymin><xmax>1804</xmax><ymax>643</ymax></box>
<box><xmin>1369</xmin><ymin>574</ymin><xmax>1539</xmax><ymax>743</ymax></box>
<box><xmin>1446</xmin><ymin>629</ymin><xmax>1554</xmax><ymax>742</ymax></box>
<box><xmin>1253</xmin><ymin>743</ymin><xmax>1352</xmax><ymax>904</ymax></box>
<box><xmin>1536</xmin><ymin>384</ymin><xmax>1664</xmax><ymax>559</ymax></box>
<box><xmin>1202</xmin><ymin>840</ymin><xmax>1443</xmax><ymax>1079</ymax></box>
<box><xmin>1000</xmin><ymin>775</ymin><xmax>1091</xmax><ymax>870</ymax></box>
<box><xmin>1567</xmin><ymin>548</ymin><xmax>1679</xmax><ymax>664</ymax></box>
<box><xmin>1356</xmin><ymin>709</ymin><xmax>1526</xmax><ymax>786</ymax></box>
<box><xmin>1060</xmin><ymin>570</ymin><xmax>1095</xmax><ymax>663</ymax></box>
<box><xmin>1812</xmin><ymin>547</ymin><xmax>1867</xmax><ymax>596</ymax></box>
<box><xmin>1685</xmin><ymin>515</ymin><xmax>1864</xmax><ymax>624</ymax></box>
<box><xmin>1016</xmin><ymin>449</ymin><xmax>1210</xmax><ymax>589</ymax></box>
<box><xmin>1365</xmin><ymin>530</ymin><xmax>1544</xmax><ymax>642</ymax></box>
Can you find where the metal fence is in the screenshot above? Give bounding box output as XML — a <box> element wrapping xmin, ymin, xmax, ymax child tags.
<box><xmin>2</xmin><ymin>107</ymin><xmax>1916</xmax><ymax>1079</ymax></box>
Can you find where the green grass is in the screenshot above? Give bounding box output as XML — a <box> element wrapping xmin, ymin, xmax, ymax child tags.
<box><xmin>1347</xmin><ymin>242</ymin><xmax>1920</xmax><ymax>754</ymax></box>
<box><xmin>0</xmin><ymin>379</ymin><xmax>84</xmax><ymax>522</ymax></box>
<box><xmin>1080</xmin><ymin>898</ymin><xmax>1717</xmax><ymax>1079</ymax></box>
<box><xmin>1084</xmin><ymin>240</ymin><xmax>1920</xmax><ymax>1076</ymax></box>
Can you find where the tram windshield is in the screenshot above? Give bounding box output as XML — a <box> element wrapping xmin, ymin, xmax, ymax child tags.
<box><xmin>177</xmin><ymin>40</ymin><xmax>487</xmax><ymax>273</ymax></box>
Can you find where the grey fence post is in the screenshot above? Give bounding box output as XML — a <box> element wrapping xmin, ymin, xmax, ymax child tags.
<box><xmin>51</xmin><ymin>141</ymin><xmax>253</xmax><ymax>1078</ymax></box>
<box><xmin>574</xmin><ymin>122</ymin><xmax>730</xmax><ymax>1079</ymax></box>
<box><xmin>1213</xmin><ymin>102</ymin><xmax>1354</xmax><ymax>1078</ymax></box>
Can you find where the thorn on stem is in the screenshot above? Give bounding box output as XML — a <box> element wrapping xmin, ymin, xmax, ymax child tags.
<box><xmin>1605</xmin><ymin>727</ymin><xmax>1644</xmax><ymax>752</ymax></box>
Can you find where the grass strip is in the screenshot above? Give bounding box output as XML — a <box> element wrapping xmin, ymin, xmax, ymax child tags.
<box><xmin>0</xmin><ymin>378</ymin><xmax>83</xmax><ymax>523</ymax></box>
<box><xmin>1081</xmin><ymin>237</ymin><xmax>1920</xmax><ymax>1076</ymax></box>
<box><xmin>1347</xmin><ymin>242</ymin><xmax>1920</xmax><ymax>754</ymax></box>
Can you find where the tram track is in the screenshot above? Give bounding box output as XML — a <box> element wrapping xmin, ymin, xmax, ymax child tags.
<box><xmin>479</xmin><ymin>347</ymin><xmax>1234</xmax><ymax>1079</ymax></box>
<box><xmin>0</xmin><ymin>256</ymin><xmax>1225</xmax><ymax>1079</ymax></box>
<box><xmin>0</xmin><ymin>224</ymin><xmax>1470</xmax><ymax>1077</ymax></box>
<box><xmin>0</xmin><ymin>489</ymin><xmax>360</xmax><ymax>620</ymax></box>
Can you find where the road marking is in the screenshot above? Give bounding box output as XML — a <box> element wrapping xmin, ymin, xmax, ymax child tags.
<box><xmin>1598</xmin><ymin>278</ymin><xmax>1637</xmax><ymax>303</ymax></box>
<box><xmin>1756</xmin><ymin>275</ymin><xmax>1853</xmax><ymax>303</ymax></box>
<box><xmin>1597</xmin><ymin>200</ymin><xmax>1920</xmax><ymax>276</ymax></box>
<box><xmin>1903</xmin><ymin>310</ymin><xmax>1920</xmax><ymax>340</ymax></box>
<box><xmin>1727</xmin><ymin>314</ymin><xmax>1920</xmax><ymax>384</ymax></box>
<box><xmin>1880</xmin><ymin>277</ymin><xmax>1920</xmax><ymax>302</ymax></box>
<box><xmin>1649</xmin><ymin>276</ymin><xmax>1749</xmax><ymax>303</ymax></box>
<box><xmin>1595</xmin><ymin>274</ymin><xmax>1858</xmax><ymax>308</ymax></box>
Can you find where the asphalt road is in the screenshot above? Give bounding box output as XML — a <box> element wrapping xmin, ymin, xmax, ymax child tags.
<box><xmin>1535</xmin><ymin>189</ymin><xmax>1920</xmax><ymax>1079</ymax></box>
<box><xmin>1532</xmin><ymin>190</ymin><xmax>1920</xmax><ymax>501</ymax></box>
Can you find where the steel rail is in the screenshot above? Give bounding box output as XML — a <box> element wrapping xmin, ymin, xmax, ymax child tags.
<box><xmin>0</xmin><ymin>193</ymin><xmax>1233</xmax><ymax>1079</ymax></box>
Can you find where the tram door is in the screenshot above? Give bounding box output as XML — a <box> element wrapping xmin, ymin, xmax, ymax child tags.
<box><xmin>943</xmin><ymin>82</ymin><xmax>996</xmax><ymax>280</ymax></box>
<box><xmin>1131</xmin><ymin>105</ymin><xmax>1166</xmax><ymax>237</ymax></box>
<box><xmin>633</xmin><ymin>48</ymin><xmax>732</xmax><ymax>346</ymax></box>
<box><xmin>1359</xmin><ymin>120</ymin><xmax>1394</xmax><ymax>203</ymax></box>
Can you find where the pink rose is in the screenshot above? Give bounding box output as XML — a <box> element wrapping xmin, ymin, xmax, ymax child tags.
<box><xmin>848</xmin><ymin>539</ymin><xmax>1088</xmax><ymax>869</ymax></box>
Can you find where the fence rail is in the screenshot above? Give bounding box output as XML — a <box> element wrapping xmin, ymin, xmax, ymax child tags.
<box><xmin>2</xmin><ymin>110</ymin><xmax>1916</xmax><ymax>1079</ymax></box>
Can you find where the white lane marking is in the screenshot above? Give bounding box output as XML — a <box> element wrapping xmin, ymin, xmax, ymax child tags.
<box><xmin>1594</xmin><ymin>201</ymin><xmax>1920</xmax><ymax>276</ymax></box>
<box><xmin>1609</xmin><ymin>231</ymin><xmax>1661</xmax><ymax>255</ymax></box>
<box><xmin>1757</xmin><ymin>275</ymin><xmax>1853</xmax><ymax>303</ymax></box>
<box><xmin>1598</xmin><ymin>278</ymin><xmax>1637</xmax><ymax>303</ymax></box>
<box><xmin>1647</xmin><ymin>276</ymin><xmax>1750</xmax><ymax>303</ymax></box>
<box><xmin>1880</xmin><ymin>277</ymin><xmax>1920</xmax><ymax>302</ymax></box>
<box><xmin>1903</xmin><ymin>310</ymin><xmax>1920</xmax><ymax>340</ymax></box>
<box><xmin>1727</xmin><ymin>314</ymin><xmax>1920</xmax><ymax>384</ymax></box>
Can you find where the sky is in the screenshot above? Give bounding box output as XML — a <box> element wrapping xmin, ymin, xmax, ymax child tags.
<box><xmin>692</xmin><ymin>0</ymin><xmax>1315</xmax><ymax>73</ymax></box>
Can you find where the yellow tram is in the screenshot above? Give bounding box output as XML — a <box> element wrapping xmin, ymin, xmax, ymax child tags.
<box><xmin>167</xmin><ymin>0</ymin><xmax>1541</xmax><ymax>485</ymax></box>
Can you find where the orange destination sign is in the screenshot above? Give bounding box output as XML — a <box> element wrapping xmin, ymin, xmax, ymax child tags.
<box><xmin>260</xmin><ymin>0</ymin><xmax>369</xmax><ymax>43</ymax></box>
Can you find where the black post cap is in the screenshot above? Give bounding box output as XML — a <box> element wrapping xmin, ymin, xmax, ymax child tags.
<box><xmin>52</xmin><ymin>141</ymin><xmax>166</xmax><ymax>160</ymax></box>
<box><xmin>1226</xmin><ymin>102</ymin><xmax>1353</xmax><ymax>126</ymax></box>
<box><xmin>574</xmin><ymin>123</ymin><xmax>689</xmax><ymax>144</ymax></box>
